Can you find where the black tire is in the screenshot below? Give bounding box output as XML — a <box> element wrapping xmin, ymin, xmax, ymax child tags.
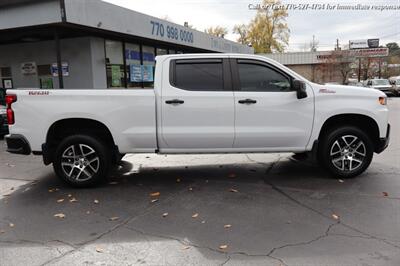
<box><xmin>53</xmin><ymin>135</ymin><xmax>111</xmax><ymax>187</ymax></box>
<box><xmin>319</xmin><ymin>126</ymin><xmax>374</xmax><ymax>178</ymax></box>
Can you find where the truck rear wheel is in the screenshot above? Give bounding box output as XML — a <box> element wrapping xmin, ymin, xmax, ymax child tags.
<box><xmin>53</xmin><ymin>135</ymin><xmax>111</xmax><ymax>187</ymax></box>
<box><xmin>319</xmin><ymin>126</ymin><xmax>374</xmax><ymax>178</ymax></box>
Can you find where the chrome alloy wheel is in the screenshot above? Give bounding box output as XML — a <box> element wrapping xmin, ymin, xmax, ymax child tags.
<box><xmin>61</xmin><ymin>144</ymin><xmax>100</xmax><ymax>181</ymax></box>
<box><xmin>330</xmin><ymin>135</ymin><xmax>366</xmax><ymax>172</ymax></box>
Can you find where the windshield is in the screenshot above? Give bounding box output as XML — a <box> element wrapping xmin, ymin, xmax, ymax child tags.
<box><xmin>372</xmin><ymin>79</ymin><xmax>390</xmax><ymax>86</ymax></box>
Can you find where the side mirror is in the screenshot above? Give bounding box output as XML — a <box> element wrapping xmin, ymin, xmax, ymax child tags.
<box><xmin>293</xmin><ymin>79</ymin><xmax>307</xmax><ymax>99</ymax></box>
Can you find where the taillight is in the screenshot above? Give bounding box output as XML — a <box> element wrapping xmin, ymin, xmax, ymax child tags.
<box><xmin>5</xmin><ymin>94</ymin><xmax>17</xmax><ymax>125</ymax></box>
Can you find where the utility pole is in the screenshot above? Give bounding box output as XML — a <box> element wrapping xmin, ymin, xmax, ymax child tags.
<box><xmin>336</xmin><ymin>39</ymin><xmax>340</xmax><ymax>51</ymax></box>
<box><xmin>311</xmin><ymin>35</ymin><xmax>317</xmax><ymax>52</ymax></box>
<box><xmin>378</xmin><ymin>58</ymin><xmax>382</xmax><ymax>79</ymax></box>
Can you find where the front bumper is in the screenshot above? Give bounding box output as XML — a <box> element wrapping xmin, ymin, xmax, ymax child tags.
<box><xmin>375</xmin><ymin>124</ymin><xmax>390</xmax><ymax>153</ymax></box>
<box><xmin>5</xmin><ymin>134</ymin><xmax>31</xmax><ymax>155</ymax></box>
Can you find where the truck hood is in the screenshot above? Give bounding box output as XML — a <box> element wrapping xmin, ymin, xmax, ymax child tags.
<box><xmin>312</xmin><ymin>83</ymin><xmax>386</xmax><ymax>97</ymax></box>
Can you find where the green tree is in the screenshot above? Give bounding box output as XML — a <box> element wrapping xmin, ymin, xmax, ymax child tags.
<box><xmin>234</xmin><ymin>0</ymin><xmax>289</xmax><ymax>53</ymax></box>
<box><xmin>386</xmin><ymin>42</ymin><xmax>399</xmax><ymax>55</ymax></box>
<box><xmin>204</xmin><ymin>26</ymin><xmax>228</xmax><ymax>38</ymax></box>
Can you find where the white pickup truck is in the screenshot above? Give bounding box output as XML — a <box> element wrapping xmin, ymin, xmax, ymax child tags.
<box><xmin>5</xmin><ymin>54</ymin><xmax>390</xmax><ymax>187</ymax></box>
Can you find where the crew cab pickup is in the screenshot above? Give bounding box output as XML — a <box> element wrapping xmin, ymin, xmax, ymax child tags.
<box><xmin>5</xmin><ymin>54</ymin><xmax>390</xmax><ymax>187</ymax></box>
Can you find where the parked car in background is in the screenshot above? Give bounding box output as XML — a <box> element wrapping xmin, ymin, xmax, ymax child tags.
<box><xmin>0</xmin><ymin>89</ymin><xmax>9</xmax><ymax>137</ymax></box>
<box><xmin>347</xmin><ymin>79</ymin><xmax>364</xmax><ymax>87</ymax></box>
<box><xmin>366</xmin><ymin>79</ymin><xmax>397</xmax><ymax>96</ymax></box>
<box><xmin>389</xmin><ymin>76</ymin><xmax>400</xmax><ymax>96</ymax></box>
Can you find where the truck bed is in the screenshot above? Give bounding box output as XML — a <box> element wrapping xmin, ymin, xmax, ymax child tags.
<box><xmin>7</xmin><ymin>89</ymin><xmax>157</xmax><ymax>153</ymax></box>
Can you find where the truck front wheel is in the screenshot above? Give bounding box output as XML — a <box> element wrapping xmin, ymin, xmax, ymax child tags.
<box><xmin>319</xmin><ymin>126</ymin><xmax>374</xmax><ymax>178</ymax></box>
<box><xmin>53</xmin><ymin>135</ymin><xmax>111</xmax><ymax>187</ymax></box>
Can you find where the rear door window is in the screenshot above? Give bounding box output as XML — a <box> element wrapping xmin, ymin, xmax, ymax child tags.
<box><xmin>171</xmin><ymin>59</ymin><xmax>224</xmax><ymax>91</ymax></box>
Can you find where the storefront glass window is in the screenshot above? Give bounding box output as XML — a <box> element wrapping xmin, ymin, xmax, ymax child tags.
<box><xmin>156</xmin><ymin>48</ymin><xmax>168</xmax><ymax>56</ymax></box>
<box><xmin>125</xmin><ymin>43</ymin><xmax>142</xmax><ymax>88</ymax></box>
<box><xmin>142</xmin><ymin>45</ymin><xmax>155</xmax><ymax>88</ymax></box>
<box><xmin>169</xmin><ymin>49</ymin><xmax>176</xmax><ymax>54</ymax></box>
<box><xmin>105</xmin><ymin>40</ymin><xmax>125</xmax><ymax>88</ymax></box>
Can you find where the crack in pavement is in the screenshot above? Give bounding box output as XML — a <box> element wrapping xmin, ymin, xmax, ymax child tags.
<box><xmin>123</xmin><ymin>225</ymin><xmax>287</xmax><ymax>266</ymax></box>
<box><xmin>0</xmin><ymin>238</ymin><xmax>76</xmax><ymax>256</ymax></box>
<box><xmin>245</xmin><ymin>154</ymin><xmax>400</xmax><ymax>256</ymax></box>
<box><xmin>39</xmin><ymin>185</ymin><xmax>193</xmax><ymax>266</ymax></box>
<box><xmin>266</xmin><ymin>222</ymin><xmax>338</xmax><ymax>258</ymax></box>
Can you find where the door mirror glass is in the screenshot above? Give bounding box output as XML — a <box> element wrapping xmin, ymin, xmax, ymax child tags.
<box><xmin>293</xmin><ymin>80</ymin><xmax>307</xmax><ymax>99</ymax></box>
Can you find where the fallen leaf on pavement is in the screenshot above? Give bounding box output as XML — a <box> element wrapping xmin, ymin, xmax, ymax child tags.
<box><xmin>54</xmin><ymin>213</ymin><xmax>65</xmax><ymax>219</ymax></box>
<box><xmin>229</xmin><ymin>188</ymin><xmax>239</xmax><ymax>193</ymax></box>
<box><xmin>0</xmin><ymin>229</ymin><xmax>5</xmax><ymax>234</ymax></box>
<box><xmin>162</xmin><ymin>212</ymin><xmax>169</xmax><ymax>217</ymax></box>
<box><xmin>69</xmin><ymin>198</ymin><xmax>78</xmax><ymax>203</ymax></box>
<box><xmin>182</xmin><ymin>246</ymin><xmax>191</xmax><ymax>250</ymax></box>
<box><xmin>224</xmin><ymin>224</ymin><xmax>232</xmax><ymax>229</ymax></box>
<box><xmin>109</xmin><ymin>217</ymin><xmax>119</xmax><ymax>221</ymax></box>
<box><xmin>151</xmin><ymin>199</ymin><xmax>158</xmax><ymax>203</ymax></box>
<box><xmin>188</xmin><ymin>187</ymin><xmax>193</xmax><ymax>191</ymax></box>
<box><xmin>57</xmin><ymin>199</ymin><xmax>64</xmax><ymax>203</ymax></box>
<box><xmin>219</xmin><ymin>245</ymin><xmax>228</xmax><ymax>250</ymax></box>
<box><xmin>95</xmin><ymin>247</ymin><xmax>104</xmax><ymax>253</ymax></box>
<box><xmin>192</xmin><ymin>213</ymin><xmax>199</xmax><ymax>218</ymax></box>
<box><xmin>332</xmin><ymin>214</ymin><xmax>339</xmax><ymax>220</ymax></box>
<box><xmin>67</xmin><ymin>194</ymin><xmax>72</xmax><ymax>198</ymax></box>
<box><xmin>150</xmin><ymin>192</ymin><xmax>160</xmax><ymax>197</ymax></box>
<box><xmin>6</xmin><ymin>163</ymin><xmax>15</xmax><ymax>168</ymax></box>
<box><xmin>201</xmin><ymin>220</ymin><xmax>206</xmax><ymax>224</ymax></box>
<box><xmin>9</xmin><ymin>223</ymin><xmax>14</xmax><ymax>228</ymax></box>
<box><xmin>94</xmin><ymin>199</ymin><xmax>99</xmax><ymax>204</ymax></box>
<box><xmin>383</xmin><ymin>192</ymin><xmax>389</xmax><ymax>197</ymax></box>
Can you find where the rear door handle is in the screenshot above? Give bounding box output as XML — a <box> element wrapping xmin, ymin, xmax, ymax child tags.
<box><xmin>238</xmin><ymin>99</ymin><xmax>257</xmax><ymax>104</ymax></box>
<box><xmin>165</xmin><ymin>99</ymin><xmax>184</xmax><ymax>105</ymax></box>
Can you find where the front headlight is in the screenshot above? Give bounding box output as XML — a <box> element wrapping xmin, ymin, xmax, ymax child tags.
<box><xmin>379</xmin><ymin>97</ymin><xmax>387</xmax><ymax>105</ymax></box>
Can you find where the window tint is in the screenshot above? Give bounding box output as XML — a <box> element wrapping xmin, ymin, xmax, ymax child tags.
<box><xmin>237</xmin><ymin>62</ymin><xmax>291</xmax><ymax>92</ymax></box>
<box><xmin>174</xmin><ymin>60</ymin><xmax>224</xmax><ymax>91</ymax></box>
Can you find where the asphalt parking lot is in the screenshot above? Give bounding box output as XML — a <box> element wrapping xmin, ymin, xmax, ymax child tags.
<box><xmin>0</xmin><ymin>98</ymin><xmax>399</xmax><ymax>266</ymax></box>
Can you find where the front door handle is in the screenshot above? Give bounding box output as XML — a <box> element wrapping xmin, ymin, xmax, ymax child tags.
<box><xmin>238</xmin><ymin>99</ymin><xmax>257</xmax><ymax>104</ymax></box>
<box><xmin>165</xmin><ymin>99</ymin><xmax>184</xmax><ymax>105</ymax></box>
